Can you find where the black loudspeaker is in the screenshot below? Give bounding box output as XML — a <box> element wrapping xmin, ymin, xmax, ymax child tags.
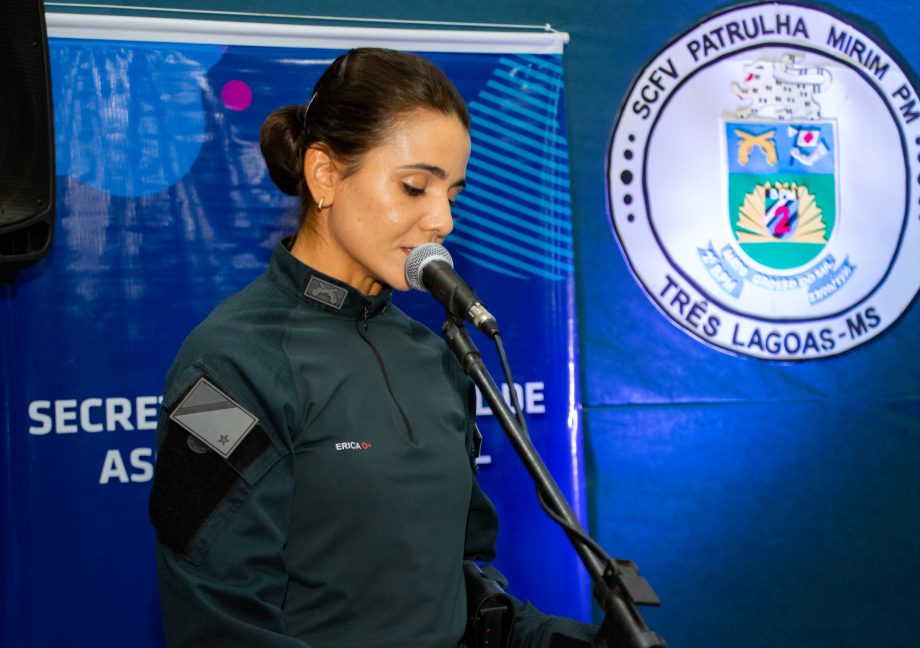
<box><xmin>0</xmin><ymin>0</ymin><xmax>55</xmax><ymax>275</ymax></box>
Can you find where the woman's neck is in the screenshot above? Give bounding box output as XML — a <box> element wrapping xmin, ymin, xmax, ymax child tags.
<box><xmin>289</xmin><ymin>228</ymin><xmax>383</xmax><ymax>296</ymax></box>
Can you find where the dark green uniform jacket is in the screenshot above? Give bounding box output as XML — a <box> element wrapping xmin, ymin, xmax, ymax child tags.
<box><xmin>149</xmin><ymin>240</ymin><xmax>595</xmax><ymax>647</ymax></box>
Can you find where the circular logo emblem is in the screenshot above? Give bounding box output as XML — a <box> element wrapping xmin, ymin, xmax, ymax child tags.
<box><xmin>608</xmin><ymin>2</ymin><xmax>920</xmax><ymax>360</ymax></box>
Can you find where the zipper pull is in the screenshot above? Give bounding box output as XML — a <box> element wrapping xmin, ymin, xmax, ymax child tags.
<box><xmin>363</xmin><ymin>306</ymin><xmax>369</xmax><ymax>331</ymax></box>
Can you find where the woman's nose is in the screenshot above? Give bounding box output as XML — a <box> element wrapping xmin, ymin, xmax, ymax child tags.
<box><xmin>423</xmin><ymin>200</ymin><xmax>454</xmax><ymax>239</ymax></box>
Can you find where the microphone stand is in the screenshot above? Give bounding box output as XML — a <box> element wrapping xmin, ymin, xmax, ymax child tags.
<box><xmin>441</xmin><ymin>315</ymin><xmax>666</xmax><ymax>648</ymax></box>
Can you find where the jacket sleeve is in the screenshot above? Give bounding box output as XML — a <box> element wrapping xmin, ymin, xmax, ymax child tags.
<box><xmin>464</xmin><ymin>478</ymin><xmax>598</xmax><ymax>648</ymax></box>
<box><xmin>148</xmin><ymin>363</ymin><xmax>308</xmax><ymax>647</ymax></box>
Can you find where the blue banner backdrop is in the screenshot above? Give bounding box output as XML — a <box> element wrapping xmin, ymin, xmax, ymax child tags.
<box><xmin>590</xmin><ymin>3</ymin><xmax>920</xmax><ymax>646</ymax></box>
<box><xmin>0</xmin><ymin>16</ymin><xmax>587</xmax><ymax>646</ymax></box>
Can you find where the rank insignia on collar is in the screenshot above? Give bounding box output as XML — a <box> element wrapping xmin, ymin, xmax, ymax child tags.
<box><xmin>304</xmin><ymin>275</ymin><xmax>348</xmax><ymax>309</ymax></box>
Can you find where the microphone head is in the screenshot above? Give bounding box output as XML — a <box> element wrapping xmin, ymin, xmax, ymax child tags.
<box><xmin>405</xmin><ymin>243</ymin><xmax>453</xmax><ymax>292</ymax></box>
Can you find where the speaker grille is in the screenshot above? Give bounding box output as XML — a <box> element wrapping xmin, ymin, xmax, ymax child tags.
<box><xmin>0</xmin><ymin>0</ymin><xmax>55</xmax><ymax>265</ymax></box>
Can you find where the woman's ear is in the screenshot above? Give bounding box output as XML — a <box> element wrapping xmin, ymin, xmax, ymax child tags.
<box><xmin>303</xmin><ymin>144</ymin><xmax>340</xmax><ymax>209</ymax></box>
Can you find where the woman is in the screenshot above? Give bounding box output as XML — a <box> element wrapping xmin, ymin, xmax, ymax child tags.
<box><xmin>149</xmin><ymin>47</ymin><xmax>595</xmax><ymax>648</ymax></box>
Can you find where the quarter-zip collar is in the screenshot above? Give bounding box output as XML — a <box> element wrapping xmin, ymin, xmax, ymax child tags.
<box><xmin>267</xmin><ymin>236</ymin><xmax>392</xmax><ymax>320</ymax></box>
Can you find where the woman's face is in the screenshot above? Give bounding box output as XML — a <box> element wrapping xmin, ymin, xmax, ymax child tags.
<box><xmin>321</xmin><ymin>109</ymin><xmax>471</xmax><ymax>295</ymax></box>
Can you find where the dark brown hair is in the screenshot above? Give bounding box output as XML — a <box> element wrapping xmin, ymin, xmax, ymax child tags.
<box><xmin>259</xmin><ymin>48</ymin><xmax>470</xmax><ymax>223</ymax></box>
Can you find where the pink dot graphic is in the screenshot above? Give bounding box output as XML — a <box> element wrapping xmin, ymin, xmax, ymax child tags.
<box><xmin>221</xmin><ymin>80</ymin><xmax>252</xmax><ymax>111</ymax></box>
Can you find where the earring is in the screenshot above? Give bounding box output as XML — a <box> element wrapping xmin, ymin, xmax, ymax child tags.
<box><xmin>317</xmin><ymin>197</ymin><xmax>325</xmax><ymax>210</ymax></box>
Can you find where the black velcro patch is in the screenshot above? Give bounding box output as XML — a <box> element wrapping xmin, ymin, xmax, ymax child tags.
<box><xmin>148</xmin><ymin>417</ymin><xmax>271</xmax><ymax>558</ymax></box>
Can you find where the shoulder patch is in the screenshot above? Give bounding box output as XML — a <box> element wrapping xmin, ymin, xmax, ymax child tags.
<box><xmin>170</xmin><ymin>377</ymin><xmax>257</xmax><ymax>459</ymax></box>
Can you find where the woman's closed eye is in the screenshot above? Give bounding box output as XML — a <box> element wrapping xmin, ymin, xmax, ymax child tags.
<box><xmin>402</xmin><ymin>179</ymin><xmax>464</xmax><ymax>205</ymax></box>
<box><xmin>402</xmin><ymin>182</ymin><xmax>426</xmax><ymax>197</ymax></box>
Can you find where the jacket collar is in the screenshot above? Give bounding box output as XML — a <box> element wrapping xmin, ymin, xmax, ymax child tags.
<box><xmin>268</xmin><ymin>237</ymin><xmax>392</xmax><ymax>319</ymax></box>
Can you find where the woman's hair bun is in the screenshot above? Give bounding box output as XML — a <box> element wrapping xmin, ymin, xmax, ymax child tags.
<box><xmin>259</xmin><ymin>105</ymin><xmax>307</xmax><ymax>197</ymax></box>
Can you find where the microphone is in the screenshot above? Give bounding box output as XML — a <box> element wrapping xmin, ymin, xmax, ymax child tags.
<box><xmin>405</xmin><ymin>243</ymin><xmax>500</xmax><ymax>337</ymax></box>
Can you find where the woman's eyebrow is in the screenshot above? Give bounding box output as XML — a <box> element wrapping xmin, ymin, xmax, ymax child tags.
<box><xmin>399</xmin><ymin>163</ymin><xmax>447</xmax><ymax>178</ymax></box>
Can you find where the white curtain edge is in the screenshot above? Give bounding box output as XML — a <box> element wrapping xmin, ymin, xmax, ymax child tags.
<box><xmin>46</xmin><ymin>13</ymin><xmax>569</xmax><ymax>53</ymax></box>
